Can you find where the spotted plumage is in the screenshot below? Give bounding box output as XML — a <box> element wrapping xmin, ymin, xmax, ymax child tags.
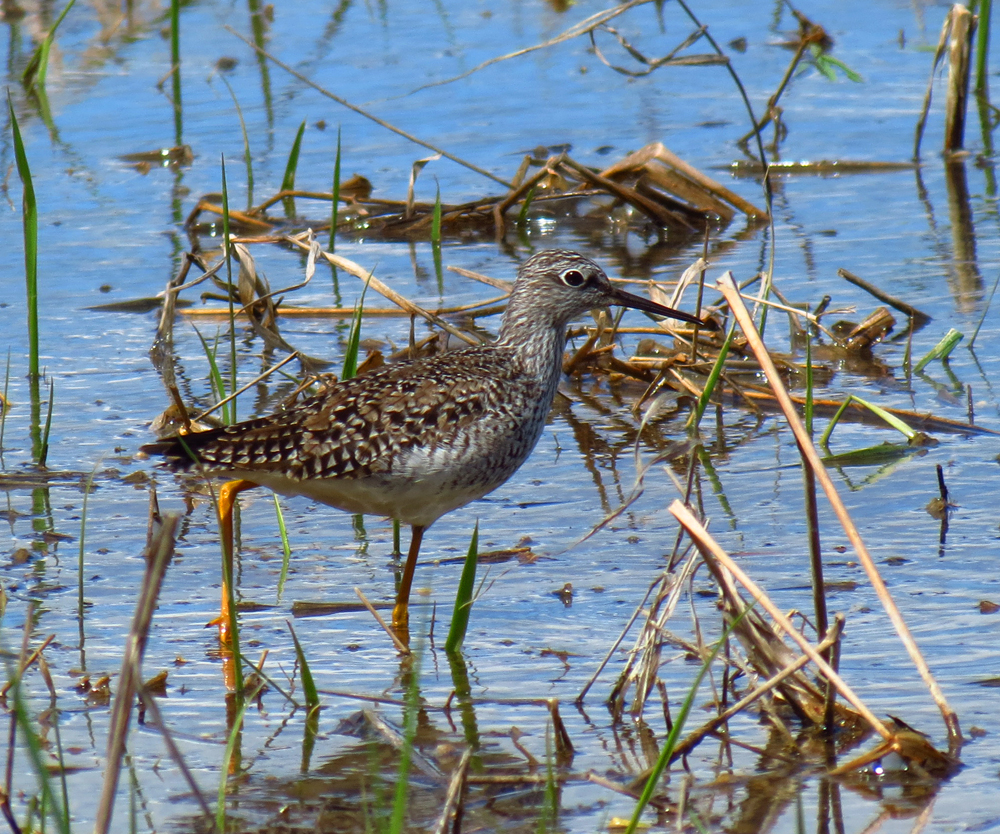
<box><xmin>143</xmin><ymin>249</ymin><xmax>707</xmax><ymax>629</ymax></box>
<box><xmin>149</xmin><ymin>346</ymin><xmax>554</xmax><ymax>526</ymax></box>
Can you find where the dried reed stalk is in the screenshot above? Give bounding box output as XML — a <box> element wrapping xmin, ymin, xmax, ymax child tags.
<box><xmin>614</xmin><ymin>545</ymin><xmax>702</xmax><ymax>716</ymax></box>
<box><xmin>283</xmin><ymin>233</ymin><xmax>482</xmax><ymax>347</ymax></box>
<box><xmin>94</xmin><ymin>513</ymin><xmax>178</xmax><ymax>834</ymax></box>
<box><xmin>915</xmin><ymin>4</ymin><xmax>977</xmax><ymax>157</ymax></box>
<box><xmin>431</xmin><ymin>746</ymin><xmax>473</xmax><ymax>834</ymax></box>
<box><xmin>716</xmin><ymin>272</ymin><xmax>961</xmax><ymax>744</ymax></box>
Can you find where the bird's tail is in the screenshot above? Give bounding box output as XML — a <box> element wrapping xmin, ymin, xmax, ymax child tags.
<box><xmin>140</xmin><ymin>430</ymin><xmax>223</xmax><ymax>470</ymax></box>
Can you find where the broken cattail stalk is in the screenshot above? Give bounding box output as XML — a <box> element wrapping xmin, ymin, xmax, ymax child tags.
<box><xmin>944</xmin><ymin>4</ymin><xmax>976</xmax><ymax>152</ymax></box>
<box><xmin>916</xmin><ymin>4</ymin><xmax>978</xmax><ymax>156</ymax></box>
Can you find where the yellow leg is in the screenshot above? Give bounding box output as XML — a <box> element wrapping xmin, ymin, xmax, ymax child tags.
<box><xmin>215</xmin><ymin>479</ymin><xmax>258</xmax><ymax>646</ymax></box>
<box><xmin>392</xmin><ymin>525</ymin><xmax>425</xmax><ymax>635</ymax></box>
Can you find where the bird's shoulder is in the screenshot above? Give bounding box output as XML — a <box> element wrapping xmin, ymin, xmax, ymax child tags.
<box><xmin>240</xmin><ymin>346</ymin><xmax>543</xmax><ymax>477</ymax></box>
<box><xmin>296</xmin><ymin>345</ymin><xmax>532</xmax><ymax>429</ymax></box>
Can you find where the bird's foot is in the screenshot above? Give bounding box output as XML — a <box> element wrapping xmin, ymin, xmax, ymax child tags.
<box><xmin>391</xmin><ymin>602</ymin><xmax>411</xmax><ymax>648</ymax></box>
<box><xmin>207</xmin><ymin>614</ymin><xmax>232</xmax><ymax>646</ymax></box>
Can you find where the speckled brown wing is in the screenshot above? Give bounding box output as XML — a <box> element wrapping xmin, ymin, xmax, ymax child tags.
<box><xmin>145</xmin><ymin>344</ymin><xmax>542</xmax><ymax>486</ymax></box>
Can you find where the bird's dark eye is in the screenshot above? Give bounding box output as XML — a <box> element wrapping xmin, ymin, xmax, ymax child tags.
<box><xmin>561</xmin><ymin>269</ymin><xmax>586</xmax><ymax>287</ymax></box>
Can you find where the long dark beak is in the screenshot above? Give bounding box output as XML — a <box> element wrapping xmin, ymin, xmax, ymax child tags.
<box><xmin>608</xmin><ymin>284</ymin><xmax>715</xmax><ymax>329</ymax></box>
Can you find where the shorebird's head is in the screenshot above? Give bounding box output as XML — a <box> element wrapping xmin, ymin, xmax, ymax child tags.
<box><xmin>502</xmin><ymin>249</ymin><xmax>708</xmax><ymax>335</ymax></box>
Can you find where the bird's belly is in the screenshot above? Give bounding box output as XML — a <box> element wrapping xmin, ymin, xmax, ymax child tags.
<box><xmin>237</xmin><ymin>466</ymin><xmax>508</xmax><ymax>529</ymax></box>
<box><xmin>229</xmin><ymin>416</ymin><xmax>543</xmax><ymax>528</ymax></box>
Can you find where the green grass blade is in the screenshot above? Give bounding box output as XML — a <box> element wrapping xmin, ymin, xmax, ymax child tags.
<box><xmin>341</xmin><ymin>270</ymin><xmax>373</xmax><ymax>380</ymax></box>
<box><xmin>216</xmin><ymin>683</ymin><xmax>262</xmax><ymax>832</ymax></box>
<box><xmin>696</xmin><ymin>444</ymin><xmax>736</xmax><ymax>521</ymax></box>
<box><xmin>431</xmin><ymin>184</ymin><xmax>442</xmax><ymax>245</ymax></box>
<box><xmin>330</xmin><ymin>127</ymin><xmax>342</xmax><ymax>251</ymax></box>
<box><xmin>389</xmin><ymin>645</ymin><xmax>422</xmax><ymax>834</ymax></box>
<box><xmin>445</xmin><ymin>651</ymin><xmax>481</xmax><ymax>749</ymax></box>
<box><xmin>914</xmin><ymin>328</ymin><xmax>964</xmax><ymax>373</ymax></box>
<box><xmin>431</xmin><ymin>183</ymin><xmax>444</xmax><ymax>288</ymax></box>
<box><xmin>246</xmin><ymin>0</ymin><xmax>274</xmax><ymax>124</ymax></box>
<box><xmin>281</xmin><ymin>119</ymin><xmax>307</xmax><ymax>216</ymax></box>
<box><xmin>516</xmin><ymin>185</ymin><xmax>536</xmax><ymax>226</ymax></box>
<box><xmin>170</xmin><ymin>0</ymin><xmax>182</xmax><ymax>143</ymax></box>
<box><xmin>9</xmin><ymin>95</ymin><xmax>39</xmax><ymax>381</ymax></box>
<box><xmin>537</xmin><ymin>728</ymin><xmax>559</xmax><ymax>833</ymax></box>
<box><xmin>274</xmin><ymin>494</ymin><xmax>292</xmax><ymax>601</ymax></box>
<box><xmin>49</xmin><ymin>696</ymin><xmax>70</xmax><ymax>834</ymax></box>
<box><xmin>820</xmin><ymin>394</ymin><xmax>917</xmax><ymax>449</ymax></box>
<box><xmin>302</xmin><ymin>698</ymin><xmax>320</xmax><ymax>774</ymax></box>
<box><xmin>192</xmin><ymin>326</ymin><xmax>230</xmax><ymax>424</ymax></box>
<box><xmin>38</xmin><ymin>377</ymin><xmax>54</xmax><ymax>467</ymax></box>
<box><xmin>221</xmin><ymin>155</ymin><xmax>237</xmax><ymax>423</ymax></box>
<box><xmin>819</xmin><ymin>397</ymin><xmax>853</xmax><ymax>450</ymax></box>
<box><xmin>4</xmin><ymin>644</ymin><xmax>71</xmax><ymax>834</ymax></box>
<box><xmin>282</xmin><ymin>120</ymin><xmax>307</xmax><ymax>191</ymax></box>
<box><xmin>686</xmin><ymin>321</ymin><xmax>736</xmax><ymax>432</ymax></box>
<box><xmin>444</xmin><ymin>521</ymin><xmax>479</xmax><ymax>653</ymax></box>
<box><xmin>822</xmin><ymin>443</ymin><xmax>921</xmax><ymax>467</ymax></box>
<box><xmin>845</xmin><ymin>395</ymin><xmax>917</xmax><ymax>439</ymax></box>
<box><xmin>21</xmin><ymin>0</ymin><xmax>76</xmax><ymax>90</ymax></box>
<box><xmin>810</xmin><ymin>44</ymin><xmax>863</xmax><ymax>82</ymax></box>
<box><xmin>221</xmin><ymin>77</ymin><xmax>254</xmax><ymax>210</ymax></box>
<box><xmin>624</xmin><ymin>606</ymin><xmax>751</xmax><ymax>834</ymax></box>
<box><xmin>974</xmin><ymin>0</ymin><xmax>992</xmax><ymax>95</ymax></box>
<box><xmin>287</xmin><ymin>621</ymin><xmax>319</xmax><ymax>709</ymax></box>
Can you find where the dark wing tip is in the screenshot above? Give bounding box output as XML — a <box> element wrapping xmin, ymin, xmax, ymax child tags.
<box><xmin>140</xmin><ymin>439</ymin><xmax>175</xmax><ymax>456</ymax></box>
<box><xmin>140</xmin><ymin>435</ymin><xmax>204</xmax><ymax>469</ymax></box>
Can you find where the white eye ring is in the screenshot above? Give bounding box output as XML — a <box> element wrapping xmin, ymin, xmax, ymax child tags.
<box><xmin>561</xmin><ymin>269</ymin><xmax>586</xmax><ymax>287</ymax></box>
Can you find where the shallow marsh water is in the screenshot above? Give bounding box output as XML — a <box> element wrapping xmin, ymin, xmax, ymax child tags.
<box><xmin>3</xmin><ymin>0</ymin><xmax>1000</xmax><ymax>831</ymax></box>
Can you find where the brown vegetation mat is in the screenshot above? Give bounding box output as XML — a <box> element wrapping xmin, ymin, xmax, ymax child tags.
<box><xmin>184</xmin><ymin>142</ymin><xmax>767</xmax><ymax>245</ymax></box>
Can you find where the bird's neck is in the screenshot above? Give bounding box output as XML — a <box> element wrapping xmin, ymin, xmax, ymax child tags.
<box><xmin>495</xmin><ymin>303</ymin><xmax>570</xmax><ymax>387</ymax></box>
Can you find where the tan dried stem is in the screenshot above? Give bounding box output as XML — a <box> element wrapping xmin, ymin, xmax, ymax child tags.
<box><xmin>0</xmin><ymin>634</ymin><xmax>54</xmax><ymax>698</ymax></box>
<box><xmin>716</xmin><ymin>272</ymin><xmax>961</xmax><ymax>744</ymax></box>
<box><xmin>431</xmin><ymin>747</ymin><xmax>473</xmax><ymax>834</ymax></box>
<box><xmin>943</xmin><ymin>4</ymin><xmax>975</xmax><ymax>152</ymax></box>
<box><xmin>619</xmin><ymin>545</ymin><xmax>702</xmax><ymax>716</ymax></box>
<box><xmin>914</xmin><ymin>7</ymin><xmax>965</xmax><ymax>159</ymax></box>
<box><xmin>353</xmin><ymin>587</ymin><xmax>410</xmax><ymax>655</ymax></box>
<box><xmin>94</xmin><ymin>513</ymin><xmax>179</xmax><ymax>834</ymax></box>
<box><xmin>283</xmin><ymin>234</ymin><xmax>482</xmax><ymax>348</ymax></box>
<box><xmin>735</xmin><ymin>36</ymin><xmax>809</xmax><ymax>146</ymax></box>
